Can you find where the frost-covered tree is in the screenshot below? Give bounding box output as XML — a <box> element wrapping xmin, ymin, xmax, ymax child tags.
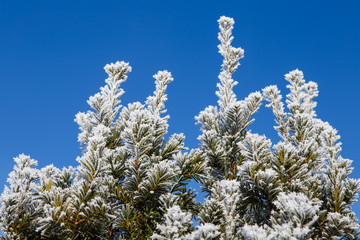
<box><xmin>0</xmin><ymin>155</ymin><xmax>40</xmax><ymax>239</ymax></box>
<box><xmin>1</xmin><ymin>16</ymin><xmax>359</xmax><ymax>240</ymax></box>
<box><xmin>193</xmin><ymin>16</ymin><xmax>360</xmax><ymax>240</ymax></box>
<box><xmin>0</xmin><ymin>63</ymin><xmax>207</xmax><ymax>240</ymax></box>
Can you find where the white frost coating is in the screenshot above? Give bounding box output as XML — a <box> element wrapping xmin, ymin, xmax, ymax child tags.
<box><xmin>4</xmin><ymin>154</ymin><xmax>39</xmax><ymax>192</ymax></box>
<box><xmin>216</xmin><ymin>16</ymin><xmax>244</xmax><ymax>111</ymax></box>
<box><xmin>87</xmin><ymin>124</ymin><xmax>111</xmax><ymax>148</ymax></box>
<box><xmin>138</xmin><ymin>159</ymin><xmax>180</xmax><ymax>197</ymax></box>
<box><xmin>240</xmin><ymin>224</ymin><xmax>268</xmax><ymax>240</ymax></box>
<box><xmin>262</xmin><ymin>85</ymin><xmax>288</xmax><ymax>140</ymax></box>
<box><xmin>75</xmin><ymin>61</ymin><xmax>131</xmax><ymax>145</ymax></box>
<box><xmin>0</xmin><ymin>155</ymin><xmax>40</xmax><ymax>237</ymax></box>
<box><xmin>152</xmin><ymin>205</ymin><xmax>192</xmax><ymax>240</ymax></box>
<box><xmin>239</xmin><ymin>180</ymin><xmax>324</xmax><ymax>239</ymax></box>
<box><xmin>38</xmin><ymin>164</ymin><xmax>62</xmax><ymax>189</ymax></box>
<box><xmin>146</xmin><ymin>159</ymin><xmax>179</xmax><ymax>177</ymax></box>
<box><xmin>316</xmin><ymin>119</ymin><xmax>342</xmax><ymax>163</ymax></box>
<box><xmin>285</xmin><ymin>69</ymin><xmax>318</xmax><ymax>117</ymax></box>
<box><xmin>146</xmin><ymin>70</ymin><xmax>174</xmax><ymax>115</ymax></box>
<box><xmin>237</xmin><ymin>160</ymin><xmax>257</xmax><ymax>178</ymax></box>
<box><xmin>270</xmin><ymin>192</ymin><xmax>321</xmax><ymax>239</ymax></box>
<box><xmin>74</xmin><ymin>111</ymin><xmax>92</xmax><ymax>144</ymax></box>
<box><xmin>206</xmin><ymin>180</ymin><xmax>240</xmax><ymax>239</ymax></box>
<box><xmin>326</xmin><ymin>212</ymin><xmax>359</xmax><ymax>233</ymax></box>
<box><xmin>76</xmin><ymin>124</ymin><xmax>113</xmax><ymax>181</ymax></box>
<box><xmin>104</xmin><ymin>61</ymin><xmax>132</xmax><ymax>80</ymax></box>
<box><xmin>239</xmin><ymin>133</ymin><xmax>272</xmax><ymax>163</ymax></box>
<box><xmin>269</xmin><ymin>223</ymin><xmax>307</xmax><ymax>240</ymax></box>
<box><xmin>186</xmin><ymin>223</ymin><xmax>220</xmax><ymax>240</ymax></box>
<box><xmin>262</xmin><ymin>85</ymin><xmax>284</xmax><ymax>111</ymax></box>
<box><xmin>274</xmin><ymin>192</ymin><xmax>320</xmax><ymax>222</ymax></box>
<box><xmin>195</xmin><ymin>106</ymin><xmax>219</xmax><ymax>132</ymax></box>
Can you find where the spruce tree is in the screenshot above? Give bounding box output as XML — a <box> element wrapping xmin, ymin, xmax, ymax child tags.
<box><xmin>1</xmin><ymin>16</ymin><xmax>359</xmax><ymax>240</ymax></box>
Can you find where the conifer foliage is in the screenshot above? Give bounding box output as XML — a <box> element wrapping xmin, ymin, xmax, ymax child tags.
<box><xmin>1</xmin><ymin>16</ymin><xmax>359</xmax><ymax>240</ymax></box>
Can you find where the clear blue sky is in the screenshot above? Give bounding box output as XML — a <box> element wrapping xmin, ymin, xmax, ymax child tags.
<box><xmin>1</xmin><ymin>0</ymin><xmax>359</xmax><ymax>216</ymax></box>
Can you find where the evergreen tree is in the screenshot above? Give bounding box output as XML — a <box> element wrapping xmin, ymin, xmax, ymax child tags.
<box><xmin>1</xmin><ymin>16</ymin><xmax>359</xmax><ymax>240</ymax></box>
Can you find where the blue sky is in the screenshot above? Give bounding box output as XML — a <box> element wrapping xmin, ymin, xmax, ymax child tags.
<box><xmin>1</xmin><ymin>0</ymin><xmax>360</xmax><ymax>217</ymax></box>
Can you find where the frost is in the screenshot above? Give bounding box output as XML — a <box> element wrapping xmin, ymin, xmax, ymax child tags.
<box><xmin>1</xmin><ymin>15</ymin><xmax>359</xmax><ymax>240</ymax></box>
<box><xmin>146</xmin><ymin>70</ymin><xmax>174</xmax><ymax>114</ymax></box>
<box><xmin>240</xmin><ymin>224</ymin><xmax>268</xmax><ymax>240</ymax></box>
<box><xmin>187</xmin><ymin>223</ymin><xmax>220</xmax><ymax>240</ymax></box>
<box><xmin>152</xmin><ymin>205</ymin><xmax>192</xmax><ymax>240</ymax></box>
